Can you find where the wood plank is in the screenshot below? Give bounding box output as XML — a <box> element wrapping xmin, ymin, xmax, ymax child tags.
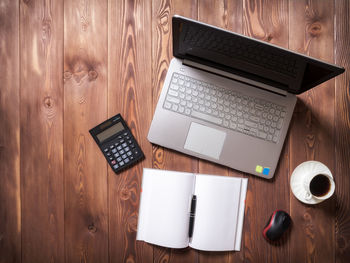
<box><xmin>242</xmin><ymin>0</ymin><xmax>290</xmax><ymax>262</ymax></box>
<box><xmin>107</xmin><ymin>0</ymin><xmax>153</xmax><ymax>262</ymax></box>
<box><xmin>0</xmin><ymin>1</ymin><xmax>20</xmax><ymax>262</ymax></box>
<box><xmin>152</xmin><ymin>0</ymin><xmax>198</xmax><ymax>262</ymax></box>
<box><xmin>289</xmin><ymin>1</ymin><xmax>335</xmax><ymax>262</ymax></box>
<box><xmin>63</xmin><ymin>0</ymin><xmax>108</xmax><ymax>262</ymax></box>
<box><xmin>19</xmin><ymin>0</ymin><xmax>64</xmax><ymax>262</ymax></box>
<box><xmin>197</xmin><ymin>1</ymin><xmax>243</xmax><ymax>262</ymax></box>
<box><xmin>335</xmin><ymin>1</ymin><xmax>350</xmax><ymax>262</ymax></box>
<box><xmin>224</xmin><ymin>2</ymin><xmax>245</xmax><ymax>262</ymax></box>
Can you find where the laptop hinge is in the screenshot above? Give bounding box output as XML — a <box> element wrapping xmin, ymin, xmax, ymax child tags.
<box><xmin>183</xmin><ymin>59</ymin><xmax>288</xmax><ymax>96</ymax></box>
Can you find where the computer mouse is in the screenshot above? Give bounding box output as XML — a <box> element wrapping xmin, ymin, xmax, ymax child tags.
<box><xmin>263</xmin><ymin>210</ymin><xmax>291</xmax><ymax>241</ymax></box>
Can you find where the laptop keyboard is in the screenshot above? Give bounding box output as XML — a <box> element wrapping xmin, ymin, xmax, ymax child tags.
<box><xmin>163</xmin><ymin>73</ymin><xmax>287</xmax><ymax>143</ymax></box>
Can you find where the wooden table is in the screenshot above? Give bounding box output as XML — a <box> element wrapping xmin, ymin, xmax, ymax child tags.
<box><xmin>1</xmin><ymin>0</ymin><xmax>349</xmax><ymax>262</ymax></box>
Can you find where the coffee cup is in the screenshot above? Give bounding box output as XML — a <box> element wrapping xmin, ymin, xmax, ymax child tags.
<box><xmin>303</xmin><ymin>167</ymin><xmax>335</xmax><ymax>201</ymax></box>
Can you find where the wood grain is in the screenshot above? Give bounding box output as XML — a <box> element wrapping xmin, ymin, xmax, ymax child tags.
<box><xmin>19</xmin><ymin>0</ymin><xmax>64</xmax><ymax>262</ymax></box>
<box><xmin>0</xmin><ymin>1</ymin><xmax>20</xmax><ymax>262</ymax></box>
<box><xmin>0</xmin><ymin>0</ymin><xmax>350</xmax><ymax>262</ymax></box>
<box><xmin>64</xmin><ymin>0</ymin><xmax>108</xmax><ymax>262</ymax></box>
<box><xmin>289</xmin><ymin>1</ymin><xmax>336</xmax><ymax>263</ymax></box>
<box><xmin>107</xmin><ymin>0</ymin><xmax>153</xmax><ymax>262</ymax></box>
<box><xmin>335</xmin><ymin>1</ymin><xmax>350</xmax><ymax>262</ymax></box>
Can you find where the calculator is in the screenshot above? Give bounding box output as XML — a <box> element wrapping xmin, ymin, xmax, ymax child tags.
<box><xmin>89</xmin><ymin>114</ymin><xmax>144</xmax><ymax>174</ymax></box>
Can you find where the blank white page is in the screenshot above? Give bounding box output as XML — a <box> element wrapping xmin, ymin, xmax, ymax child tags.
<box><xmin>137</xmin><ymin>168</ymin><xmax>195</xmax><ymax>248</ymax></box>
<box><xmin>189</xmin><ymin>175</ymin><xmax>244</xmax><ymax>251</ymax></box>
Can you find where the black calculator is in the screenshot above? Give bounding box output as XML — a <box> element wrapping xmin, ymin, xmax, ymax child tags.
<box><xmin>89</xmin><ymin>114</ymin><xmax>144</xmax><ymax>174</ymax></box>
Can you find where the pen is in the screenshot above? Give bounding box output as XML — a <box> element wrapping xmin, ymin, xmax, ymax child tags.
<box><xmin>188</xmin><ymin>195</ymin><xmax>197</xmax><ymax>238</ymax></box>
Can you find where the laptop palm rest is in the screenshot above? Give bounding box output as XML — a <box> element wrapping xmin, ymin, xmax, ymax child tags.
<box><xmin>184</xmin><ymin>122</ymin><xmax>226</xmax><ymax>160</ymax></box>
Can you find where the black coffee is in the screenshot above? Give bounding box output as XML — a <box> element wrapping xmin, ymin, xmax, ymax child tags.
<box><xmin>310</xmin><ymin>174</ymin><xmax>331</xmax><ymax>197</ymax></box>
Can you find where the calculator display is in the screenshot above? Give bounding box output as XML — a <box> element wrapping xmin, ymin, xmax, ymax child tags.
<box><xmin>96</xmin><ymin>122</ymin><xmax>124</xmax><ymax>143</ymax></box>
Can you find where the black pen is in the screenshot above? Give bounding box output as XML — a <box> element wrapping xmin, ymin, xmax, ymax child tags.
<box><xmin>188</xmin><ymin>195</ymin><xmax>197</xmax><ymax>238</ymax></box>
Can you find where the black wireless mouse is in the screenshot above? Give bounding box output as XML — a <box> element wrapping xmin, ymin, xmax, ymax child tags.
<box><xmin>263</xmin><ymin>210</ymin><xmax>291</xmax><ymax>241</ymax></box>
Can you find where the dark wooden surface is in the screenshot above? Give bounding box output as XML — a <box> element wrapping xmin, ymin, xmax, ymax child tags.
<box><xmin>1</xmin><ymin>0</ymin><xmax>349</xmax><ymax>262</ymax></box>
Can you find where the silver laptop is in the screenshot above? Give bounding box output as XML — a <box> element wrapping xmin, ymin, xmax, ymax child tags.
<box><xmin>148</xmin><ymin>15</ymin><xmax>344</xmax><ymax>179</ymax></box>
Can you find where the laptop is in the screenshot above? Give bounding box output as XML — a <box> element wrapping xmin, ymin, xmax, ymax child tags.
<box><xmin>148</xmin><ymin>15</ymin><xmax>344</xmax><ymax>179</ymax></box>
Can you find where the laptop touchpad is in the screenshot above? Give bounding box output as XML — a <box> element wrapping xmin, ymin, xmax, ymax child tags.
<box><xmin>184</xmin><ymin>122</ymin><xmax>226</xmax><ymax>160</ymax></box>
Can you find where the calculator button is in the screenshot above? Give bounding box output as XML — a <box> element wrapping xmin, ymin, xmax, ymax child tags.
<box><xmin>120</xmin><ymin>149</ymin><xmax>125</xmax><ymax>155</ymax></box>
<box><xmin>128</xmin><ymin>140</ymin><xmax>132</xmax><ymax>144</ymax></box>
<box><xmin>119</xmin><ymin>161</ymin><xmax>125</xmax><ymax>166</ymax></box>
<box><xmin>122</xmin><ymin>142</ymin><xmax>127</xmax><ymax>148</ymax></box>
<box><xmin>125</xmin><ymin>146</ymin><xmax>130</xmax><ymax>152</ymax></box>
<box><xmin>134</xmin><ymin>150</ymin><xmax>139</xmax><ymax>155</ymax></box>
<box><xmin>112</xmin><ymin>148</ymin><xmax>117</xmax><ymax>153</ymax></box>
<box><xmin>126</xmin><ymin>136</ymin><xmax>130</xmax><ymax>140</ymax></box>
<box><xmin>110</xmin><ymin>145</ymin><xmax>114</xmax><ymax>149</ymax></box>
<box><xmin>117</xmin><ymin>145</ymin><xmax>122</xmax><ymax>151</ymax></box>
<box><xmin>106</xmin><ymin>152</ymin><xmax>111</xmax><ymax>157</ymax></box>
<box><xmin>126</xmin><ymin>150</ymin><xmax>132</xmax><ymax>156</ymax></box>
<box><xmin>122</xmin><ymin>154</ymin><xmax>127</xmax><ymax>159</ymax></box>
<box><xmin>130</xmin><ymin>156</ymin><xmax>134</xmax><ymax>160</ymax></box>
<box><xmin>124</xmin><ymin>158</ymin><xmax>130</xmax><ymax>163</ymax></box>
<box><xmin>103</xmin><ymin>148</ymin><xmax>109</xmax><ymax>153</ymax></box>
<box><xmin>109</xmin><ymin>157</ymin><xmax>114</xmax><ymax>161</ymax></box>
<box><xmin>118</xmin><ymin>135</ymin><xmax>122</xmax><ymax>139</ymax></box>
<box><xmin>120</xmin><ymin>139</ymin><xmax>125</xmax><ymax>143</ymax></box>
<box><xmin>111</xmin><ymin>160</ymin><xmax>116</xmax><ymax>165</ymax></box>
<box><xmin>114</xmin><ymin>153</ymin><xmax>120</xmax><ymax>158</ymax></box>
<box><xmin>113</xmin><ymin>164</ymin><xmax>119</xmax><ymax>170</ymax></box>
<box><xmin>130</xmin><ymin>144</ymin><xmax>135</xmax><ymax>148</ymax></box>
<box><xmin>114</xmin><ymin>142</ymin><xmax>119</xmax><ymax>146</ymax></box>
<box><xmin>123</xmin><ymin>132</ymin><xmax>128</xmax><ymax>136</ymax></box>
<box><xmin>117</xmin><ymin>157</ymin><xmax>122</xmax><ymax>162</ymax></box>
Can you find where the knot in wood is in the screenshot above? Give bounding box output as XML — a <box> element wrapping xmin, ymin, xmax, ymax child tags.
<box><xmin>88</xmin><ymin>70</ymin><xmax>98</xmax><ymax>81</ymax></box>
<box><xmin>43</xmin><ymin>96</ymin><xmax>53</xmax><ymax>108</ymax></box>
<box><xmin>88</xmin><ymin>223</ymin><xmax>97</xmax><ymax>233</ymax></box>
<box><xmin>120</xmin><ymin>188</ymin><xmax>131</xmax><ymax>200</ymax></box>
<box><xmin>308</xmin><ymin>22</ymin><xmax>322</xmax><ymax>37</ymax></box>
<box><xmin>42</xmin><ymin>20</ymin><xmax>51</xmax><ymax>41</ymax></box>
<box><xmin>63</xmin><ymin>71</ymin><xmax>72</xmax><ymax>80</ymax></box>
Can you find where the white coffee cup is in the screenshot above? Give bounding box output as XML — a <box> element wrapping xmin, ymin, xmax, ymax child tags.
<box><xmin>303</xmin><ymin>165</ymin><xmax>335</xmax><ymax>201</ymax></box>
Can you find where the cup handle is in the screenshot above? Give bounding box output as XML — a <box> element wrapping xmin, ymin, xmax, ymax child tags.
<box><xmin>305</xmin><ymin>192</ymin><xmax>312</xmax><ymax>200</ymax></box>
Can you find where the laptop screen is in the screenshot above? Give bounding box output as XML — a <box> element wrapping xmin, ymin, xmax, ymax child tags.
<box><xmin>172</xmin><ymin>16</ymin><xmax>344</xmax><ymax>95</ymax></box>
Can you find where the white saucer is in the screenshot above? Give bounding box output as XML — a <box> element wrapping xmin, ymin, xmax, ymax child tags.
<box><xmin>290</xmin><ymin>161</ymin><xmax>333</xmax><ymax>205</ymax></box>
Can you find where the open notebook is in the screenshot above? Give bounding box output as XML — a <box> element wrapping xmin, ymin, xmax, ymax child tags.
<box><xmin>136</xmin><ymin>168</ymin><xmax>248</xmax><ymax>251</ymax></box>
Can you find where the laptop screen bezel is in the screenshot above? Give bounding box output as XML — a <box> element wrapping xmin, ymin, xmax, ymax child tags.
<box><xmin>172</xmin><ymin>15</ymin><xmax>344</xmax><ymax>95</ymax></box>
